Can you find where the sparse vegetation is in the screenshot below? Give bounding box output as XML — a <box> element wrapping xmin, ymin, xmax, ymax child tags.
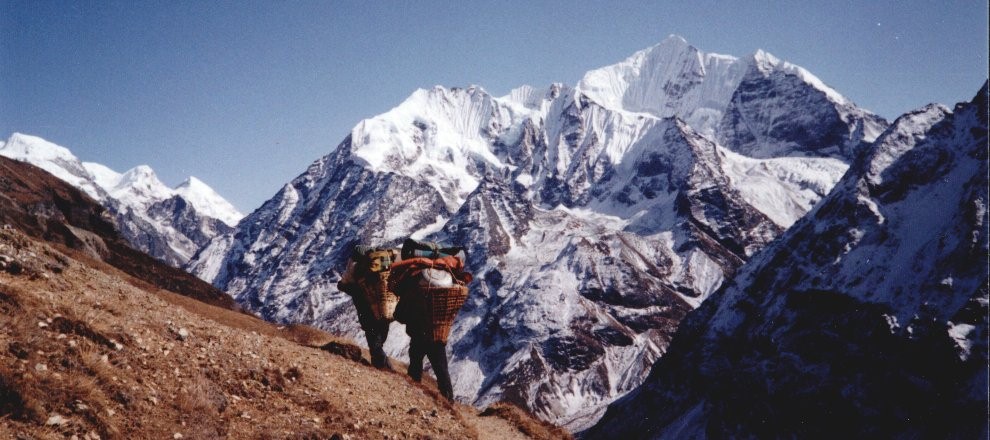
<box><xmin>479</xmin><ymin>402</ymin><xmax>574</xmax><ymax>440</ymax></box>
<box><xmin>0</xmin><ymin>227</ymin><xmax>551</xmax><ymax>439</ymax></box>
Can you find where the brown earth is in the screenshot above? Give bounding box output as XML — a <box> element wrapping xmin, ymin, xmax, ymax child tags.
<box><xmin>0</xmin><ymin>226</ymin><xmax>568</xmax><ymax>439</ymax></box>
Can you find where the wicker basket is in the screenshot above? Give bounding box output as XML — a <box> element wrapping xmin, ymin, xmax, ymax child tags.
<box><xmin>423</xmin><ymin>285</ymin><xmax>469</xmax><ymax>343</ymax></box>
<box><xmin>359</xmin><ymin>271</ymin><xmax>399</xmax><ymax>321</ymax></box>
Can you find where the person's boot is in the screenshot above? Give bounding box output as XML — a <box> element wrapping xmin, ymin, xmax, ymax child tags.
<box><xmin>437</xmin><ymin>380</ymin><xmax>454</xmax><ymax>401</ymax></box>
<box><xmin>370</xmin><ymin>346</ymin><xmax>393</xmax><ymax>370</ymax></box>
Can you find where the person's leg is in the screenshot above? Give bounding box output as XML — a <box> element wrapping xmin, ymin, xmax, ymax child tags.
<box><xmin>353</xmin><ymin>298</ymin><xmax>387</xmax><ymax>368</ymax></box>
<box><xmin>426</xmin><ymin>341</ymin><xmax>453</xmax><ymax>400</ymax></box>
<box><xmin>367</xmin><ymin>319</ymin><xmax>393</xmax><ymax>370</ymax></box>
<box><xmin>407</xmin><ymin>335</ymin><xmax>425</xmax><ymax>382</ymax></box>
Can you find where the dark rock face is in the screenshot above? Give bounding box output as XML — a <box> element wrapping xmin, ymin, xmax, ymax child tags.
<box><xmin>719</xmin><ymin>64</ymin><xmax>886</xmax><ymax>160</ymax></box>
<box><xmin>587</xmin><ymin>83</ymin><xmax>989</xmax><ymax>439</ymax></box>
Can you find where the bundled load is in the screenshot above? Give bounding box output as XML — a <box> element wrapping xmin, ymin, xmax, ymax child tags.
<box><xmin>342</xmin><ymin>245</ymin><xmax>400</xmax><ymax>321</ymax></box>
<box><xmin>400</xmin><ymin>238</ymin><xmax>464</xmax><ymax>260</ymax></box>
<box><xmin>390</xmin><ymin>238</ymin><xmax>472</xmax><ymax>343</ymax></box>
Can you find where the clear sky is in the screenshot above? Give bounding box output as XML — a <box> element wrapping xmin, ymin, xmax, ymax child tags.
<box><xmin>2</xmin><ymin>1</ymin><xmax>987</xmax><ymax>213</ymax></box>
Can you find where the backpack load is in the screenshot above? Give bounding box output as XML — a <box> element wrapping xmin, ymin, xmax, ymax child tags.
<box><xmin>351</xmin><ymin>246</ymin><xmax>400</xmax><ymax>321</ymax></box>
<box><xmin>389</xmin><ymin>249</ymin><xmax>472</xmax><ymax>343</ymax></box>
<box><xmin>401</xmin><ymin>238</ymin><xmax>465</xmax><ymax>261</ymax></box>
<box><xmin>422</xmin><ymin>285</ymin><xmax>469</xmax><ymax>343</ymax></box>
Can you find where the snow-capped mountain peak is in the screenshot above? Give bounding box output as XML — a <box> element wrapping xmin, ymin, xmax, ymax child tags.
<box><xmin>1</xmin><ymin>133</ymin><xmax>242</xmax><ymax>266</ymax></box>
<box><xmin>188</xmin><ymin>37</ymin><xmax>893</xmax><ymax>431</ymax></box>
<box><xmin>175</xmin><ymin>176</ymin><xmax>244</xmax><ymax>227</ymax></box>
<box><xmin>348</xmin><ymin>85</ymin><xmax>516</xmax><ymax>210</ymax></box>
<box><xmin>0</xmin><ymin>133</ymin><xmax>106</xmax><ymax>200</ymax></box>
<box><xmin>109</xmin><ymin>165</ymin><xmax>174</xmax><ymax>208</ymax></box>
<box><xmin>575</xmin><ymin>35</ymin><xmax>883</xmax><ymax>162</ymax></box>
<box><xmin>576</xmin><ymin>35</ymin><xmax>748</xmax><ymax>135</ymax></box>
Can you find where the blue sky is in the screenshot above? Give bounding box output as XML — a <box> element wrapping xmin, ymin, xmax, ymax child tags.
<box><xmin>1</xmin><ymin>1</ymin><xmax>987</xmax><ymax>213</ymax></box>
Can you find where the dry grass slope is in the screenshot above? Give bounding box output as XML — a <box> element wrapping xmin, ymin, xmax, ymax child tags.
<box><xmin>0</xmin><ymin>227</ymin><xmax>548</xmax><ymax>439</ymax></box>
<box><xmin>479</xmin><ymin>403</ymin><xmax>573</xmax><ymax>440</ymax></box>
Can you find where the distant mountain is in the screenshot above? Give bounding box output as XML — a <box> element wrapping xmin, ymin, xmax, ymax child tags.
<box><xmin>188</xmin><ymin>36</ymin><xmax>888</xmax><ymax>430</ymax></box>
<box><xmin>587</xmin><ymin>83</ymin><xmax>989</xmax><ymax>439</ymax></box>
<box><xmin>0</xmin><ymin>154</ymin><xmax>238</xmax><ymax>310</ymax></box>
<box><xmin>0</xmin><ymin>133</ymin><xmax>243</xmax><ymax>266</ymax></box>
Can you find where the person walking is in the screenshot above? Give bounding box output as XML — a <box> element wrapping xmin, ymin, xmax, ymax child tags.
<box><xmin>337</xmin><ymin>245</ymin><xmax>398</xmax><ymax>370</ymax></box>
<box><xmin>390</xmin><ymin>238</ymin><xmax>471</xmax><ymax>401</ymax></box>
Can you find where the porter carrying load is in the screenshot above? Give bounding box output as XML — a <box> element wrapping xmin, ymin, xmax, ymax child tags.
<box><xmin>389</xmin><ymin>238</ymin><xmax>472</xmax><ymax>400</ymax></box>
<box><xmin>337</xmin><ymin>245</ymin><xmax>400</xmax><ymax>369</ymax></box>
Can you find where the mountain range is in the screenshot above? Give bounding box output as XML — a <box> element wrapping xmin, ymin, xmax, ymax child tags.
<box><xmin>587</xmin><ymin>82</ymin><xmax>988</xmax><ymax>439</ymax></box>
<box><xmin>0</xmin><ymin>133</ymin><xmax>243</xmax><ymax>266</ymax></box>
<box><xmin>186</xmin><ymin>35</ymin><xmax>893</xmax><ymax>430</ymax></box>
<box><xmin>6</xmin><ymin>34</ymin><xmax>982</xmax><ymax>435</ymax></box>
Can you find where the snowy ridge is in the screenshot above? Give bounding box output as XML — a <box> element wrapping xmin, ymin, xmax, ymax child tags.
<box><xmin>588</xmin><ymin>82</ymin><xmax>989</xmax><ymax>439</ymax></box>
<box><xmin>190</xmin><ymin>36</ymin><xmax>889</xmax><ymax>431</ymax></box>
<box><xmin>718</xmin><ymin>146</ymin><xmax>849</xmax><ymax>227</ymax></box>
<box><xmin>750</xmin><ymin>49</ymin><xmax>849</xmax><ymax>105</ymax></box>
<box><xmin>0</xmin><ymin>133</ymin><xmax>108</xmax><ymax>201</ymax></box>
<box><xmin>175</xmin><ymin>177</ymin><xmax>244</xmax><ymax>227</ymax></box>
<box><xmin>0</xmin><ymin>133</ymin><xmax>243</xmax><ymax>266</ymax></box>
<box><xmin>577</xmin><ymin>36</ymin><xmax>750</xmax><ymax>136</ymax></box>
<box><xmin>503</xmin><ymin>85</ymin><xmax>549</xmax><ymax>109</ymax></box>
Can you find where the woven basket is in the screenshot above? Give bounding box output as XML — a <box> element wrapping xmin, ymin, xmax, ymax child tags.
<box><xmin>423</xmin><ymin>285</ymin><xmax>469</xmax><ymax>343</ymax></box>
<box><xmin>359</xmin><ymin>271</ymin><xmax>399</xmax><ymax>321</ymax></box>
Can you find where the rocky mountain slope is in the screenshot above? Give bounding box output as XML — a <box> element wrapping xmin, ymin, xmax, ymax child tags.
<box><xmin>586</xmin><ymin>83</ymin><xmax>989</xmax><ymax>439</ymax></box>
<box><xmin>0</xmin><ymin>133</ymin><xmax>243</xmax><ymax>266</ymax></box>
<box><xmin>188</xmin><ymin>36</ymin><xmax>888</xmax><ymax>430</ymax></box>
<box><xmin>0</xmin><ymin>159</ymin><xmax>563</xmax><ymax>440</ymax></box>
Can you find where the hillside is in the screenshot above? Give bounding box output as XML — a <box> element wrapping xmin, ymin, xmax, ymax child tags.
<box><xmin>1</xmin><ymin>133</ymin><xmax>243</xmax><ymax>267</ymax></box>
<box><xmin>0</xmin><ymin>226</ymin><xmax>567</xmax><ymax>439</ymax></box>
<box><xmin>0</xmin><ymin>155</ymin><xmax>235</xmax><ymax>310</ymax></box>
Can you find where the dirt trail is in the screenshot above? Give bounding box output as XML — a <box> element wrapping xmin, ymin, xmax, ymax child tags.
<box><xmin>465</xmin><ymin>412</ymin><xmax>535</xmax><ymax>440</ymax></box>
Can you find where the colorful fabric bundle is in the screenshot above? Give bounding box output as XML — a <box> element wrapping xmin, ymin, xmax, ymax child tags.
<box><xmin>389</xmin><ymin>255</ymin><xmax>472</xmax><ymax>343</ymax></box>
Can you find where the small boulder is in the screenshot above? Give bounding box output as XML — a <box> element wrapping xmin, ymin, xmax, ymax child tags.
<box><xmin>46</xmin><ymin>413</ymin><xmax>67</xmax><ymax>426</ymax></box>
